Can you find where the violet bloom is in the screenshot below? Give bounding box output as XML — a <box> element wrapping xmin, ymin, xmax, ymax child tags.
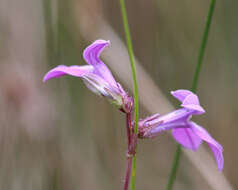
<box><xmin>43</xmin><ymin>40</ymin><xmax>133</xmax><ymax>113</ymax></box>
<box><xmin>138</xmin><ymin>90</ymin><xmax>224</xmax><ymax>171</ymax></box>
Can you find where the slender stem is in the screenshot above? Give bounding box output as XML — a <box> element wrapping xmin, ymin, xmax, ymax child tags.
<box><xmin>191</xmin><ymin>0</ymin><xmax>216</xmax><ymax>92</ymax></box>
<box><xmin>130</xmin><ymin>156</ymin><xmax>137</xmax><ymax>189</ymax></box>
<box><xmin>119</xmin><ymin>0</ymin><xmax>139</xmax><ymax>133</ymax></box>
<box><xmin>124</xmin><ymin>113</ymin><xmax>132</xmax><ymax>190</ymax></box>
<box><xmin>126</xmin><ymin>113</ymin><xmax>132</xmax><ymax>146</ymax></box>
<box><xmin>119</xmin><ymin>0</ymin><xmax>139</xmax><ymax>190</ymax></box>
<box><xmin>166</xmin><ymin>145</ymin><xmax>182</xmax><ymax>190</ymax></box>
<box><xmin>124</xmin><ymin>157</ymin><xmax>133</xmax><ymax>190</ymax></box>
<box><xmin>124</xmin><ymin>113</ymin><xmax>136</xmax><ymax>190</ymax></box>
<box><xmin>166</xmin><ymin>0</ymin><xmax>216</xmax><ymax>189</ymax></box>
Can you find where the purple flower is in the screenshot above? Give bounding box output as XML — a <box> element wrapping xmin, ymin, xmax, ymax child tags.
<box><xmin>138</xmin><ymin>90</ymin><xmax>224</xmax><ymax>171</ymax></box>
<box><xmin>43</xmin><ymin>39</ymin><xmax>133</xmax><ymax>113</ymax></box>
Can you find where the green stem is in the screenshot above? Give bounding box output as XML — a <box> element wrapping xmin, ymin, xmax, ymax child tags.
<box><xmin>130</xmin><ymin>156</ymin><xmax>137</xmax><ymax>189</ymax></box>
<box><xmin>167</xmin><ymin>145</ymin><xmax>182</xmax><ymax>190</ymax></box>
<box><xmin>191</xmin><ymin>0</ymin><xmax>216</xmax><ymax>92</ymax></box>
<box><xmin>166</xmin><ymin>0</ymin><xmax>216</xmax><ymax>189</ymax></box>
<box><xmin>119</xmin><ymin>0</ymin><xmax>139</xmax><ymax>190</ymax></box>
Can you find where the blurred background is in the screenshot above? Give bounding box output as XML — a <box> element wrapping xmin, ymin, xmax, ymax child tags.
<box><xmin>0</xmin><ymin>0</ymin><xmax>237</xmax><ymax>189</ymax></box>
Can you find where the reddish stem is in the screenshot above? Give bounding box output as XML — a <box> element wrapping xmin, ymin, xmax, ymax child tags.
<box><xmin>123</xmin><ymin>157</ymin><xmax>133</xmax><ymax>190</ymax></box>
<box><xmin>123</xmin><ymin>112</ymin><xmax>137</xmax><ymax>190</ymax></box>
<box><xmin>126</xmin><ymin>113</ymin><xmax>132</xmax><ymax>146</ymax></box>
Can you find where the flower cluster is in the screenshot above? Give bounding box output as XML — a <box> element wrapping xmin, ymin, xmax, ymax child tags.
<box><xmin>43</xmin><ymin>39</ymin><xmax>224</xmax><ymax>171</ymax></box>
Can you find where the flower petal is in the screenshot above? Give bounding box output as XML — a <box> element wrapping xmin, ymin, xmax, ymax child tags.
<box><xmin>172</xmin><ymin>128</ymin><xmax>202</xmax><ymax>151</ymax></box>
<box><xmin>190</xmin><ymin>122</ymin><xmax>224</xmax><ymax>171</ymax></box>
<box><xmin>145</xmin><ymin>108</ymin><xmax>191</xmax><ymax>127</ymax></box>
<box><xmin>171</xmin><ymin>89</ymin><xmax>194</xmax><ymax>102</ymax></box>
<box><xmin>43</xmin><ymin>65</ymin><xmax>93</xmax><ymax>82</ymax></box>
<box><xmin>181</xmin><ymin>94</ymin><xmax>205</xmax><ymax>114</ymax></box>
<box><xmin>171</xmin><ymin>90</ymin><xmax>205</xmax><ymax>115</ymax></box>
<box><xmin>82</xmin><ymin>72</ymin><xmax>119</xmax><ymax>97</ymax></box>
<box><xmin>146</xmin><ymin>122</ymin><xmax>187</xmax><ymax>137</ymax></box>
<box><xmin>83</xmin><ymin>40</ymin><xmax>117</xmax><ymax>87</ymax></box>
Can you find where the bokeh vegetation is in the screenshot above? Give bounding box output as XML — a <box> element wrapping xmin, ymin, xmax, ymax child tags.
<box><xmin>0</xmin><ymin>0</ymin><xmax>236</xmax><ymax>189</ymax></box>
